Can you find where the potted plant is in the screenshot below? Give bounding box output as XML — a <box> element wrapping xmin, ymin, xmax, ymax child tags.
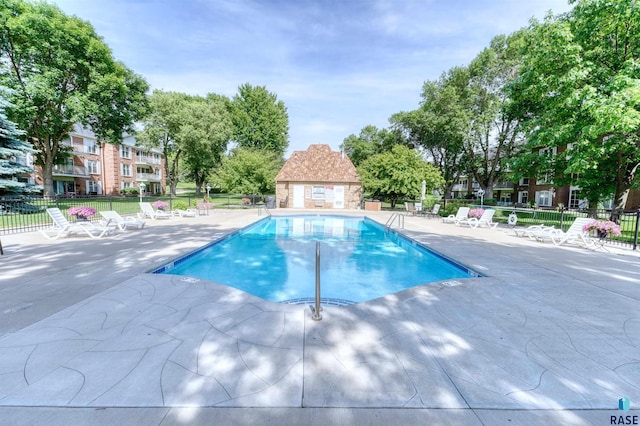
<box><xmin>468</xmin><ymin>208</ymin><xmax>484</xmax><ymax>219</ymax></box>
<box><xmin>67</xmin><ymin>206</ymin><xmax>97</xmax><ymax>221</ymax></box>
<box><xmin>152</xmin><ymin>200</ymin><xmax>169</xmax><ymax>211</ymax></box>
<box><xmin>581</xmin><ymin>219</ymin><xmax>621</xmax><ymax>238</ymax></box>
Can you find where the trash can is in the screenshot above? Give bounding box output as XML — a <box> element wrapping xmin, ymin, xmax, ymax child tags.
<box><xmin>265</xmin><ymin>195</ymin><xmax>276</xmax><ymax>209</ymax></box>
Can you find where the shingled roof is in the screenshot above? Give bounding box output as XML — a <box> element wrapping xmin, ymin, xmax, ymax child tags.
<box><xmin>276</xmin><ymin>144</ymin><xmax>360</xmax><ymax>183</ymax></box>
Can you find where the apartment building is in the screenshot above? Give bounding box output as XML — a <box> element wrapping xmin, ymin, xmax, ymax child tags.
<box><xmin>34</xmin><ymin>125</ymin><xmax>165</xmax><ymax>196</ymax></box>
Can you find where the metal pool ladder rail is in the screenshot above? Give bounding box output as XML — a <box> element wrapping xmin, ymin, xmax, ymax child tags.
<box><xmin>310</xmin><ymin>241</ymin><xmax>322</xmax><ymax>321</ymax></box>
<box><xmin>385</xmin><ymin>213</ymin><xmax>405</xmax><ymax>229</ymax></box>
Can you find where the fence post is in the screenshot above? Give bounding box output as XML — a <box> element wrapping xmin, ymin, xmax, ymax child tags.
<box><xmin>559</xmin><ymin>206</ymin><xmax>565</xmax><ymax>230</ymax></box>
<box><xmin>109</xmin><ymin>195</ymin><xmax>113</xmax><ymax>211</ymax></box>
<box><xmin>633</xmin><ymin>209</ymin><xmax>640</xmax><ymax>251</ymax></box>
<box><xmin>55</xmin><ymin>195</ymin><xmax>59</xmax><ymax>208</ymax></box>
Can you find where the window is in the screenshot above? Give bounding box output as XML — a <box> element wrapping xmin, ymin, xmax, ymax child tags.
<box><xmin>87</xmin><ymin>160</ymin><xmax>99</xmax><ymax>174</ymax></box>
<box><xmin>121</xmin><ymin>146</ymin><xmax>131</xmax><ymax>159</ymax></box>
<box><xmin>86</xmin><ymin>142</ymin><xmax>99</xmax><ymax>154</ymax></box>
<box><xmin>121</xmin><ymin>163</ymin><xmax>132</xmax><ymax>177</ymax></box>
<box><xmin>519</xmin><ymin>178</ymin><xmax>529</xmax><ymax>186</ymax></box>
<box><xmin>87</xmin><ymin>180</ymin><xmax>100</xmax><ymax>194</ymax></box>
<box><xmin>122</xmin><ymin>181</ymin><xmax>132</xmax><ymax>189</ymax></box>
<box><xmin>535</xmin><ymin>190</ymin><xmax>552</xmax><ymax>207</ymax></box>
<box><xmin>518</xmin><ymin>191</ymin><xmax>529</xmax><ymax>204</ymax></box>
<box><xmin>312</xmin><ymin>186</ymin><xmax>325</xmax><ymax>200</ymax></box>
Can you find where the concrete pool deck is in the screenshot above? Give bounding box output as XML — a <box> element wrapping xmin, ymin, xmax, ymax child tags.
<box><xmin>0</xmin><ymin>209</ymin><xmax>638</xmax><ymax>425</ymax></box>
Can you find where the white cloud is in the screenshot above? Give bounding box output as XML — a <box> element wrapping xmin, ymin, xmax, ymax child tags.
<box><xmin>50</xmin><ymin>0</ymin><xmax>572</xmax><ymax>156</ymax></box>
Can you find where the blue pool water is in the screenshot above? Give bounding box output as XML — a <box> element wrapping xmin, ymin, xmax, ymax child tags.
<box><xmin>155</xmin><ymin>215</ymin><xmax>479</xmax><ymax>304</ymax></box>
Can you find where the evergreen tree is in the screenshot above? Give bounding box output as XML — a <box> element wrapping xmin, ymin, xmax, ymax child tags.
<box><xmin>0</xmin><ymin>89</ymin><xmax>38</xmax><ymax>195</ymax></box>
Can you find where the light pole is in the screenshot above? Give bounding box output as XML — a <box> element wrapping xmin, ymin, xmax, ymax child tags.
<box><xmin>477</xmin><ymin>188</ymin><xmax>485</xmax><ymax>208</ymax></box>
<box><xmin>138</xmin><ymin>182</ymin><xmax>146</xmax><ymax>204</ymax></box>
<box><xmin>206</xmin><ymin>184</ymin><xmax>211</xmax><ymax>199</ymax></box>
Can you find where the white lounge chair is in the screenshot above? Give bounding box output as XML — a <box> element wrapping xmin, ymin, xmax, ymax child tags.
<box><xmin>443</xmin><ymin>207</ymin><xmax>470</xmax><ymax>224</ymax></box>
<box><xmin>138</xmin><ymin>202</ymin><xmax>171</xmax><ymax>220</ymax></box>
<box><xmin>458</xmin><ymin>209</ymin><xmax>499</xmax><ymax>229</ymax></box>
<box><xmin>40</xmin><ymin>208</ymin><xmax>115</xmax><ymax>239</ymax></box>
<box><xmin>547</xmin><ymin>217</ymin><xmax>595</xmax><ymax>247</ymax></box>
<box><xmin>100</xmin><ymin>211</ymin><xmax>146</xmax><ymax>230</ymax></box>
<box><xmin>514</xmin><ymin>224</ymin><xmax>556</xmax><ymax>240</ymax></box>
<box><xmin>173</xmin><ymin>208</ymin><xmax>197</xmax><ymax>218</ymax></box>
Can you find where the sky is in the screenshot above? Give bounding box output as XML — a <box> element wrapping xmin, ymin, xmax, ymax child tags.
<box><xmin>50</xmin><ymin>0</ymin><xmax>573</xmax><ymax>158</ymax></box>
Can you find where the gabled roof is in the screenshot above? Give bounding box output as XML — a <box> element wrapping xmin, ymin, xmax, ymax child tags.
<box><xmin>276</xmin><ymin>144</ymin><xmax>360</xmax><ymax>183</ymax></box>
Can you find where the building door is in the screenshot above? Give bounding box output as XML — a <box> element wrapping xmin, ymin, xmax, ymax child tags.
<box><xmin>334</xmin><ymin>185</ymin><xmax>344</xmax><ymax>209</ymax></box>
<box><xmin>293</xmin><ymin>184</ymin><xmax>305</xmax><ymax>208</ymax></box>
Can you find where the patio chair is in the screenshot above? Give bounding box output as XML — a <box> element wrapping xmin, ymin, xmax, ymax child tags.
<box><xmin>424</xmin><ymin>204</ymin><xmax>441</xmax><ymax>218</ymax></box>
<box><xmin>458</xmin><ymin>209</ymin><xmax>499</xmax><ymax>229</ymax></box>
<box><xmin>138</xmin><ymin>202</ymin><xmax>171</xmax><ymax>220</ymax></box>
<box><xmin>414</xmin><ymin>202</ymin><xmax>423</xmax><ymax>216</ymax></box>
<box><xmin>196</xmin><ymin>200</ymin><xmax>212</xmax><ymax>216</ymax></box>
<box><xmin>40</xmin><ymin>208</ymin><xmax>115</xmax><ymax>239</ymax></box>
<box><xmin>442</xmin><ymin>207</ymin><xmax>470</xmax><ymax>224</ymax></box>
<box><xmin>279</xmin><ymin>196</ymin><xmax>288</xmax><ymax>208</ymax></box>
<box><xmin>404</xmin><ymin>202</ymin><xmax>416</xmax><ymax>215</ymax></box>
<box><xmin>100</xmin><ymin>211</ymin><xmax>146</xmax><ymax>230</ymax></box>
<box><xmin>547</xmin><ymin>217</ymin><xmax>595</xmax><ymax>247</ymax></box>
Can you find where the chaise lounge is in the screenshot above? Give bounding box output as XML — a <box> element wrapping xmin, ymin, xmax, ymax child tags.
<box><xmin>40</xmin><ymin>208</ymin><xmax>115</xmax><ymax>239</ymax></box>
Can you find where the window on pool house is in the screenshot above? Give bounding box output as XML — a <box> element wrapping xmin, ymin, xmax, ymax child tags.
<box><xmin>312</xmin><ymin>186</ymin><xmax>325</xmax><ymax>199</ymax></box>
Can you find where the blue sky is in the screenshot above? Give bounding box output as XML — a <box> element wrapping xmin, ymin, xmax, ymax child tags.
<box><xmin>51</xmin><ymin>0</ymin><xmax>572</xmax><ymax>157</ymax></box>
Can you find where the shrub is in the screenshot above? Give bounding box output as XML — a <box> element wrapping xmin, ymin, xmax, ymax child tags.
<box><xmin>173</xmin><ymin>200</ymin><xmax>188</xmax><ymax>210</ymax></box>
<box><xmin>121</xmin><ymin>187</ymin><xmax>139</xmax><ymax>196</ymax></box>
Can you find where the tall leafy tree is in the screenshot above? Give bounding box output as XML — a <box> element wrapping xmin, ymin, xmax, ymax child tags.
<box><xmin>0</xmin><ymin>0</ymin><xmax>149</xmax><ymax>196</ymax></box>
<box><xmin>391</xmin><ymin>67</ymin><xmax>471</xmax><ymax>199</ymax></box>
<box><xmin>464</xmin><ymin>32</ymin><xmax>526</xmax><ymax>199</ymax></box>
<box><xmin>230</xmin><ymin>83</ymin><xmax>289</xmax><ymax>157</ymax></box>
<box><xmin>181</xmin><ymin>94</ymin><xmax>233</xmax><ymax>196</ymax></box>
<box><xmin>213</xmin><ymin>147</ymin><xmax>282</xmax><ymax>196</ymax></box>
<box><xmin>358</xmin><ymin>145</ymin><xmax>444</xmax><ymax>208</ymax></box>
<box><xmin>138</xmin><ymin>91</ymin><xmax>232</xmax><ymax>196</ymax></box>
<box><xmin>339</xmin><ymin>125</ymin><xmax>405</xmax><ymax>167</ymax></box>
<box><xmin>0</xmin><ymin>88</ymin><xmax>38</xmax><ymax>194</ymax></box>
<box><xmin>508</xmin><ymin>0</ymin><xmax>640</xmax><ymax>211</ymax></box>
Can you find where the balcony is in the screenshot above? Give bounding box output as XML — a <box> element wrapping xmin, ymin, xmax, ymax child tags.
<box><xmin>493</xmin><ymin>182</ymin><xmax>514</xmax><ymax>190</ymax></box>
<box><xmin>52</xmin><ymin>165</ymin><xmax>89</xmax><ymax>177</ymax></box>
<box><xmin>136</xmin><ymin>172</ymin><xmax>162</xmax><ymax>182</ymax></box>
<box><xmin>135</xmin><ymin>156</ymin><xmax>162</xmax><ymax>166</ymax></box>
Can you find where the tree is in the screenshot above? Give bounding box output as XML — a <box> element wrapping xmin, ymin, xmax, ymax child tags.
<box><xmin>358</xmin><ymin>145</ymin><xmax>444</xmax><ymax>208</ymax></box>
<box><xmin>507</xmin><ymin>0</ymin><xmax>640</xmax><ymax>212</ymax></box>
<box><xmin>230</xmin><ymin>83</ymin><xmax>289</xmax><ymax>157</ymax></box>
<box><xmin>180</xmin><ymin>94</ymin><xmax>233</xmax><ymax>196</ymax></box>
<box><xmin>0</xmin><ymin>0</ymin><xmax>149</xmax><ymax>196</ymax></box>
<box><xmin>463</xmin><ymin>32</ymin><xmax>526</xmax><ymax>199</ymax></box>
<box><xmin>213</xmin><ymin>147</ymin><xmax>282</xmax><ymax>197</ymax></box>
<box><xmin>391</xmin><ymin>67</ymin><xmax>471</xmax><ymax>199</ymax></box>
<box><xmin>339</xmin><ymin>125</ymin><xmax>406</xmax><ymax>167</ymax></box>
<box><xmin>0</xmin><ymin>88</ymin><xmax>39</xmax><ymax>194</ymax></box>
<box><xmin>138</xmin><ymin>91</ymin><xmax>232</xmax><ymax>196</ymax></box>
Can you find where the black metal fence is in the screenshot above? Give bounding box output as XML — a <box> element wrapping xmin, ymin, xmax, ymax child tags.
<box><xmin>0</xmin><ymin>193</ymin><xmax>268</xmax><ymax>235</ymax></box>
<box><xmin>453</xmin><ymin>204</ymin><xmax>640</xmax><ymax>250</ymax></box>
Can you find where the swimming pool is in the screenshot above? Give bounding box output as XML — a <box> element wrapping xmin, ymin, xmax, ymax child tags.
<box><xmin>154</xmin><ymin>215</ymin><xmax>480</xmax><ymax>304</ymax></box>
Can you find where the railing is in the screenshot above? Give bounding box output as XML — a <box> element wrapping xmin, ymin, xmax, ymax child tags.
<box><xmin>135</xmin><ymin>157</ymin><xmax>162</xmax><ymax>165</ymax></box>
<box><xmin>385</xmin><ymin>213</ymin><xmax>405</xmax><ymax>229</ymax></box>
<box><xmin>461</xmin><ymin>204</ymin><xmax>640</xmax><ymax>250</ymax></box>
<box><xmin>258</xmin><ymin>205</ymin><xmax>271</xmax><ymax>217</ymax></box>
<box><xmin>136</xmin><ymin>172</ymin><xmax>162</xmax><ymax>181</ymax></box>
<box><xmin>310</xmin><ymin>241</ymin><xmax>322</xmax><ymax>321</ymax></box>
<box><xmin>52</xmin><ymin>165</ymin><xmax>88</xmax><ymax>176</ymax></box>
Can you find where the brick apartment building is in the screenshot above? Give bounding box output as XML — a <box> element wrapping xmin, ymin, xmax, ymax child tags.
<box><xmin>31</xmin><ymin>124</ymin><xmax>165</xmax><ymax>196</ymax></box>
<box><xmin>450</xmin><ymin>144</ymin><xmax>640</xmax><ymax>210</ymax></box>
